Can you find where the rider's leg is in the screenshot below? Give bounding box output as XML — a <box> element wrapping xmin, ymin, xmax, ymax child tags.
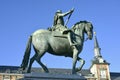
<box><xmin>67</xmin><ymin>32</ymin><xmax>73</xmax><ymax>46</ymax></box>
<box><xmin>67</xmin><ymin>32</ymin><xmax>76</xmax><ymax>46</ymax></box>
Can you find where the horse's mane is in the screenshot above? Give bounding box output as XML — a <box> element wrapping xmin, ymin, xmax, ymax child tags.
<box><xmin>74</xmin><ymin>20</ymin><xmax>88</xmax><ymax>26</ymax></box>
<box><xmin>72</xmin><ymin>20</ymin><xmax>88</xmax><ymax>30</ymax></box>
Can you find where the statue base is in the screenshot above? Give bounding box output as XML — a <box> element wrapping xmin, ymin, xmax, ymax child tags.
<box><xmin>20</xmin><ymin>72</ymin><xmax>86</xmax><ymax>80</ymax></box>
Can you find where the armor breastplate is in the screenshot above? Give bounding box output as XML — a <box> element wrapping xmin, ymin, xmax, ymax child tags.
<box><xmin>57</xmin><ymin>17</ymin><xmax>64</xmax><ymax>25</ymax></box>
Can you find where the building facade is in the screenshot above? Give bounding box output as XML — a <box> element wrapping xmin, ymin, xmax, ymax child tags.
<box><xmin>90</xmin><ymin>33</ymin><xmax>111</xmax><ymax>80</ymax></box>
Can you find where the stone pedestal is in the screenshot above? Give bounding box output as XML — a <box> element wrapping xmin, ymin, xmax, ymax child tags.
<box><xmin>20</xmin><ymin>72</ymin><xmax>86</xmax><ymax>80</ymax></box>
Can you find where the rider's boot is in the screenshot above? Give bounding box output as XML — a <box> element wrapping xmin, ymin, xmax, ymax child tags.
<box><xmin>67</xmin><ymin>32</ymin><xmax>77</xmax><ymax>46</ymax></box>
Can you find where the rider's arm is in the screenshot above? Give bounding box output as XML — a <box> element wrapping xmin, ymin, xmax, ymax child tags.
<box><xmin>58</xmin><ymin>9</ymin><xmax>73</xmax><ymax>17</ymax></box>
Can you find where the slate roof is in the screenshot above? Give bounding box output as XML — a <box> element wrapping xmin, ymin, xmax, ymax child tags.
<box><xmin>110</xmin><ymin>72</ymin><xmax>120</xmax><ymax>80</ymax></box>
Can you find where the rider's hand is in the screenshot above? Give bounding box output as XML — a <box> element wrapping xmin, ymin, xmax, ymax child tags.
<box><xmin>70</xmin><ymin>8</ymin><xmax>74</xmax><ymax>13</ymax></box>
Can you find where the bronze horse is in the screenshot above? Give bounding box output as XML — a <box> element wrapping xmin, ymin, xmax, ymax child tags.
<box><xmin>21</xmin><ymin>21</ymin><xmax>93</xmax><ymax>74</ymax></box>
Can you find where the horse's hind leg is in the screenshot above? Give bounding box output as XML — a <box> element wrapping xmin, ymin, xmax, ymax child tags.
<box><xmin>27</xmin><ymin>47</ymin><xmax>49</xmax><ymax>73</ymax></box>
<box><xmin>27</xmin><ymin>54</ymin><xmax>36</xmax><ymax>73</ymax></box>
<box><xmin>35</xmin><ymin>49</ymin><xmax>49</xmax><ymax>73</ymax></box>
<box><xmin>36</xmin><ymin>56</ymin><xmax>49</xmax><ymax>73</ymax></box>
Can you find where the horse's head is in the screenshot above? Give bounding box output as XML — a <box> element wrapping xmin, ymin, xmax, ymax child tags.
<box><xmin>72</xmin><ymin>21</ymin><xmax>93</xmax><ymax>40</ymax></box>
<box><xmin>83</xmin><ymin>21</ymin><xmax>93</xmax><ymax>40</ymax></box>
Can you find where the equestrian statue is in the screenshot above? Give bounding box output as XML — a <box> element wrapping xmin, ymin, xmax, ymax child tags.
<box><xmin>21</xmin><ymin>8</ymin><xmax>93</xmax><ymax>74</ymax></box>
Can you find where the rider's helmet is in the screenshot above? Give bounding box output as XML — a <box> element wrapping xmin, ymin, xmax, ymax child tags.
<box><xmin>56</xmin><ymin>10</ymin><xmax>62</xmax><ymax>13</ymax></box>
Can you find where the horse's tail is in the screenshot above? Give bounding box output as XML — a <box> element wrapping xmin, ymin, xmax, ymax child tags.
<box><xmin>21</xmin><ymin>35</ymin><xmax>32</xmax><ymax>70</ymax></box>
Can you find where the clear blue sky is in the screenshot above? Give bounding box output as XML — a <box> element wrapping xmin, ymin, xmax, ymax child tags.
<box><xmin>0</xmin><ymin>0</ymin><xmax>120</xmax><ymax>72</ymax></box>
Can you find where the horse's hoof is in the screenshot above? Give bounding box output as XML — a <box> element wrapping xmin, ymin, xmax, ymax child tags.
<box><xmin>72</xmin><ymin>71</ymin><xmax>77</xmax><ymax>74</ymax></box>
<box><xmin>45</xmin><ymin>70</ymin><xmax>49</xmax><ymax>73</ymax></box>
<box><xmin>72</xmin><ymin>72</ymin><xmax>77</xmax><ymax>74</ymax></box>
<box><xmin>75</xmin><ymin>67</ymin><xmax>82</xmax><ymax>72</ymax></box>
<box><xmin>27</xmin><ymin>70</ymin><xmax>31</xmax><ymax>73</ymax></box>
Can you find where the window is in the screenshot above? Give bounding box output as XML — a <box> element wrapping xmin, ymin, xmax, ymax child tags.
<box><xmin>100</xmin><ymin>70</ymin><xmax>106</xmax><ymax>78</ymax></box>
<box><xmin>3</xmin><ymin>75</ymin><xmax>10</xmax><ymax>80</ymax></box>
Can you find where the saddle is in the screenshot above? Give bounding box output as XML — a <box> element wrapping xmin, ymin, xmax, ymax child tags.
<box><xmin>48</xmin><ymin>25</ymin><xmax>72</xmax><ymax>38</ymax></box>
<box><xmin>51</xmin><ymin>31</ymin><xmax>68</xmax><ymax>38</ymax></box>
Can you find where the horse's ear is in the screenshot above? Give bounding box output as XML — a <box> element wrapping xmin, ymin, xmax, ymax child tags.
<box><xmin>87</xmin><ymin>22</ymin><xmax>93</xmax><ymax>29</ymax></box>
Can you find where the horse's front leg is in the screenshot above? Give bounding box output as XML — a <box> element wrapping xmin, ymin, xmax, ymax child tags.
<box><xmin>72</xmin><ymin>47</ymin><xmax>79</xmax><ymax>74</ymax></box>
<box><xmin>75</xmin><ymin>57</ymin><xmax>85</xmax><ymax>72</ymax></box>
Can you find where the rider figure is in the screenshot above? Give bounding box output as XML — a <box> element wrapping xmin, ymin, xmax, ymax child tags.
<box><xmin>51</xmin><ymin>9</ymin><xmax>75</xmax><ymax>46</ymax></box>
